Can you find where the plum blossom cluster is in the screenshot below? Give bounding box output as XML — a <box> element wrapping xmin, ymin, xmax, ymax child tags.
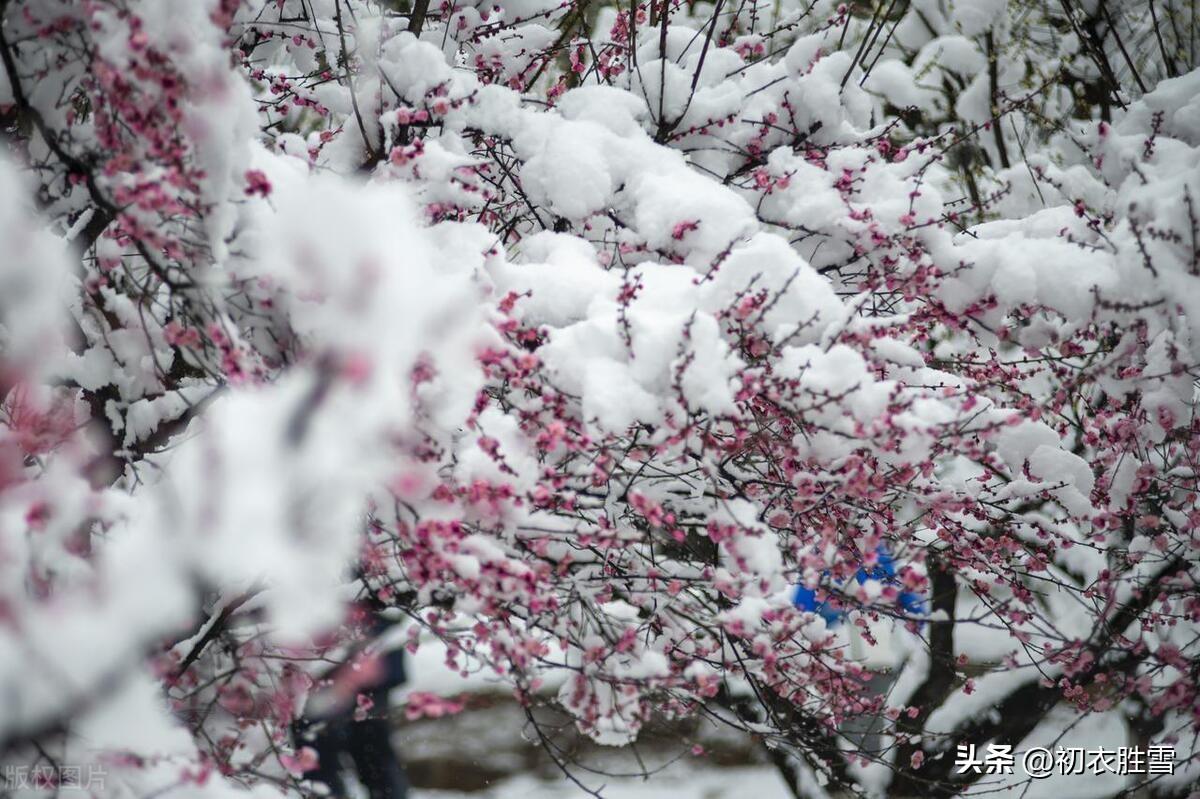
<box><xmin>0</xmin><ymin>0</ymin><xmax>1198</xmax><ymax>798</ymax></box>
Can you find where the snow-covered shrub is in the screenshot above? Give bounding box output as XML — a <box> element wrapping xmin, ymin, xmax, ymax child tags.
<box><xmin>0</xmin><ymin>0</ymin><xmax>1197</xmax><ymax>796</ymax></box>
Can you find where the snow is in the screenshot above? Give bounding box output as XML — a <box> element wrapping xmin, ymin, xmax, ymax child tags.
<box><xmin>0</xmin><ymin>159</ymin><xmax>73</xmax><ymax>372</ymax></box>
<box><xmin>1028</xmin><ymin>446</ymin><xmax>1095</xmax><ymax>509</ymax></box>
<box><xmin>3</xmin><ymin>1</ymin><xmax>1200</xmax><ymax>796</ymax></box>
<box><xmin>556</xmin><ymin>86</ymin><xmax>649</xmax><ymax>137</ymax></box>
<box><xmin>949</xmin><ymin>0</ymin><xmax>1007</xmax><ymax>38</ymax></box>
<box><xmin>413</xmin><ymin>765</ymin><xmax>791</xmax><ymax>799</ymax></box>
<box><xmin>629</xmin><ymin>169</ymin><xmax>759</xmax><ymax>265</ymax></box>
<box><xmin>995</xmin><ymin>421</ymin><xmax>1061</xmax><ymax>472</ymax></box>
<box><xmin>863</xmin><ymin>60</ymin><xmax>938</xmax><ymax>109</ymax></box>
<box><xmin>521</xmin><ymin>125</ymin><xmax>614</xmax><ymax>219</ymax></box>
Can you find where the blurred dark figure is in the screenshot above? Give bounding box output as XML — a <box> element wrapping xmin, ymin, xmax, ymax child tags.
<box><xmin>295</xmin><ymin>610</ymin><xmax>409</xmax><ymax>799</ymax></box>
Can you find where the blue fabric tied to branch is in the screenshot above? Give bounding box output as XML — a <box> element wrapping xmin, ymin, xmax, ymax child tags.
<box><xmin>792</xmin><ymin>546</ymin><xmax>925</xmax><ymax>625</ymax></box>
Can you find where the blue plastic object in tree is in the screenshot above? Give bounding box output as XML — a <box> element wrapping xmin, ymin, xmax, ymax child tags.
<box><xmin>792</xmin><ymin>546</ymin><xmax>924</xmax><ymax>625</ymax></box>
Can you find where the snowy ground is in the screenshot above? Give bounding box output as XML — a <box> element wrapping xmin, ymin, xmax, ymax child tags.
<box><xmin>391</xmin><ymin>635</ymin><xmax>1134</xmax><ymax>799</ymax></box>
<box><xmin>412</xmin><ymin>764</ymin><xmax>791</xmax><ymax>799</ymax></box>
